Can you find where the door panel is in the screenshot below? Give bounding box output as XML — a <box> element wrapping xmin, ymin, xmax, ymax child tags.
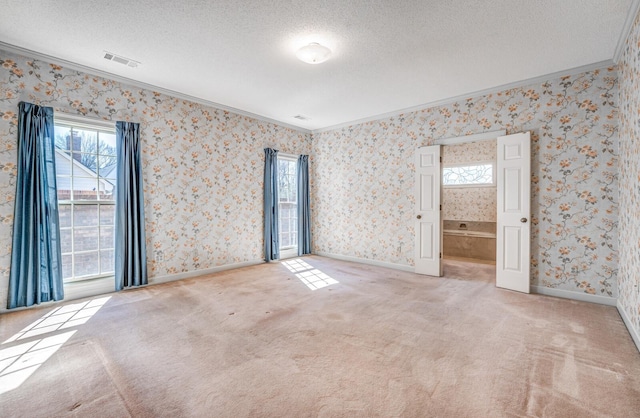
<box><xmin>415</xmin><ymin>145</ymin><xmax>442</xmax><ymax>276</ymax></box>
<box><xmin>496</xmin><ymin>132</ymin><xmax>531</xmax><ymax>293</ymax></box>
<box><xmin>420</xmin><ymin>174</ymin><xmax>435</xmax><ymax>210</ymax></box>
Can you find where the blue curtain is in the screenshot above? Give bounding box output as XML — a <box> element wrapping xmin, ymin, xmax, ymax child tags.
<box><xmin>264</xmin><ymin>148</ymin><xmax>279</xmax><ymax>261</ymax></box>
<box><xmin>8</xmin><ymin>102</ymin><xmax>64</xmax><ymax>309</ymax></box>
<box><xmin>297</xmin><ymin>155</ymin><xmax>312</xmax><ymax>255</ymax></box>
<box><xmin>115</xmin><ymin>121</ymin><xmax>147</xmax><ymax>290</ymax></box>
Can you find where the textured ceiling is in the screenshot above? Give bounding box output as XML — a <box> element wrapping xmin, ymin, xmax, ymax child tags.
<box><xmin>0</xmin><ymin>0</ymin><xmax>633</xmax><ymax>131</ymax></box>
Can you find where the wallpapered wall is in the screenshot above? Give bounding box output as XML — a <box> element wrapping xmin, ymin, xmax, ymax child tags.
<box><xmin>0</xmin><ymin>50</ymin><xmax>311</xmax><ymax>309</ymax></box>
<box><xmin>442</xmin><ymin>140</ymin><xmax>496</xmax><ymax>222</ymax></box>
<box><xmin>312</xmin><ymin>67</ymin><xmax>619</xmax><ymax>297</ymax></box>
<box><xmin>617</xmin><ymin>10</ymin><xmax>640</xmax><ymax>341</ymax></box>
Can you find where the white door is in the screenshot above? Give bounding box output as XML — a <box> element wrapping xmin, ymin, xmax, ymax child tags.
<box><xmin>415</xmin><ymin>145</ymin><xmax>442</xmax><ymax>276</ymax></box>
<box><xmin>496</xmin><ymin>132</ymin><xmax>531</xmax><ymax>293</ymax></box>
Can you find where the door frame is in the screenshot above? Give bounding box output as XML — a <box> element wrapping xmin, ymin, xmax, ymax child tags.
<box><xmin>429</xmin><ymin>130</ymin><xmax>531</xmax><ymax>291</ymax></box>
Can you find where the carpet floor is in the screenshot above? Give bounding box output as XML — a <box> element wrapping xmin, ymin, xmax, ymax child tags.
<box><xmin>0</xmin><ymin>256</ymin><xmax>639</xmax><ymax>417</ymax></box>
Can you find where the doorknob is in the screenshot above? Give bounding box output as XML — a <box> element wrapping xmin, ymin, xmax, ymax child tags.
<box><xmin>417</xmin><ymin>215</ymin><xmax>422</xmax><ymax>219</ymax></box>
<box><xmin>520</xmin><ymin>217</ymin><xmax>528</xmax><ymax>223</ymax></box>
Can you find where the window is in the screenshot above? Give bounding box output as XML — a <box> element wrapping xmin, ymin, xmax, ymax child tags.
<box><xmin>277</xmin><ymin>156</ymin><xmax>298</xmax><ymax>255</ymax></box>
<box><xmin>442</xmin><ymin>162</ymin><xmax>494</xmax><ymax>187</ymax></box>
<box><xmin>54</xmin><ymin>118</ymin><xmax>117</xmax><ymax>282</ymax></box>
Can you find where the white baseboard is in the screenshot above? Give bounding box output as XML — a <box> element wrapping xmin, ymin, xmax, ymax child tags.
<box><xmin>530</xmin><ymin>285</ymin><xmax>617</xmax><ymax>306</ymax></box>
<box><xmin>617</xmin><ymin>301</ymin><xmax>640</xmax><ymax>353</ymax></box>
<box><xmin>150</xmin><ymin>259</ymin><xmax>264</xmax><ymax>285</ymax></box>
<box><xmin>314</xmin><ymin>252</ymin><xmax>414</xmax><ymax>272</ymax></box>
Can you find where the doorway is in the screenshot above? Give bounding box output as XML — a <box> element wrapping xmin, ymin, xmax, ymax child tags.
<box><xmin>441</xmin><ymin>140</ymin><xmax>497</xmax><ymax>267</ymax></box>
<box><xmin>415</xmin><ymin>131</ymin><xmax>532</xmax><ymax>293</ymax></box>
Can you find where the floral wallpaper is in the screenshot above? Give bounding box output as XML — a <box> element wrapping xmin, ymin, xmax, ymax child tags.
<box><xmin>442</xmin><ymin>139</ymin><xmax>497</xmax><ymax>164</ymax></box>
<box><xmin>617</xmin><ymin>9</ymin><xmax>640</xmax><ymax>340</ymax></box>
<box><xmin>0</xmin><ymin>49</ymin><xmax>311</xmax><ymax>309</ymax></box>
<box><xmin>442</xmin><ymin>140</ymin><xmax>496</xmax><ymax>222</ymax></box>
<box><xmin>312</xmin><ymin>67</ymin><xmax>619</xmax><ymax>297</ymax></box>
<box><xmin>443</xmin><ymin>188</ymin><xmax>496</xmax><ymax>222</ymax></box>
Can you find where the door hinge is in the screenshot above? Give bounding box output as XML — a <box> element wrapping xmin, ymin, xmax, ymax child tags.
<box><xmin>439</xmin><ymin>252</ymin><xmax>442</xmax><ymax>259</ymax></box>
<box><xmin>440</xmin><ymin>204</ymin><xmax>442</xmax><ymax>211</ymax></box>
<box><xmin>439</xmin><ymin>156</ymin><xmax>442</xmax><ymax>163</ymax></box>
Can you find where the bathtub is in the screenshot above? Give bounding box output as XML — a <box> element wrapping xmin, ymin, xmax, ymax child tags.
<box><xmin>442</xmin><ymin>220</ymin><xmax>496</xmax><ymax>262</ymax></box>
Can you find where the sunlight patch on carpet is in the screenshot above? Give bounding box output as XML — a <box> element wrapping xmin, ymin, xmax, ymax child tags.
<box><xmin>0</xmin><ymin>296</ymin><xmax>111</xmax><ymax>395</ymax></box>
<box><xmin>3</xmin><ymin>297</ymin><xmax>111</xmax><ymax>344</ymax></box>
<box><xmin>0</xmin><ymin>331</ymin><xmax>76</xmax><ymax>395</ymax></box>
<box><xmin>281</xmin><ymin>259</ymin><xmax>339</xmax><ymax>290</ymax></box>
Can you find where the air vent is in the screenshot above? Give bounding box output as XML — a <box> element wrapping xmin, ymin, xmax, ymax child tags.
<box><xmin>293</xmin><ymin>114</ymin><xmax>310</xmax><ymax>121</ymax></box>
<box><xmin>103</xmin><ymin>51</ymin><xmax>140</xmax><ymax>68</ymax></box>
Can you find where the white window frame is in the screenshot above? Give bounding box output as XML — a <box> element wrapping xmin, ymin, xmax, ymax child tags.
<box><xmin>442</xmin><ymin>161</ymin><xmax>496</xmax><ymax>188</ymax></box>
<box><xmin>277</xmin><ymin>154</ymin><xmax>299</xmax><ymax>259</ymax></box>
<box><xmin>54</xmin><ymin>115</ymin><xmax>117</xmax><ymax>283</ymax></box>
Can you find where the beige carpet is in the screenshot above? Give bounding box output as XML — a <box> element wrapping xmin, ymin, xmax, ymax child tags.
<box><xmin>0</xmin><ymin>256</ymin><xmax>639</xmax><ymax>417</ymax></box>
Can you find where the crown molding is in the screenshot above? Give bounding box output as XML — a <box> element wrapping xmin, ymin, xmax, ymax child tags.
<box><xmin>311</xmin><ymin>60</ymin><xmax>615</xmax><ymax>135</ymax></box>
<box><xmin>0</xmin><ymin>41</ymin><xmax>312</xmax><ymax>135</ymax></box>
<box><xmin>613</xmin><ymin>0</ymin><xmax>640</xmax><ymax>64</ymax></box>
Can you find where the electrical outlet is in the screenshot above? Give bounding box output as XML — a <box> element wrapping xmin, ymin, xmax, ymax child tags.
<box><xmin>155</xmin><ymin>251</ymin><xmax>164</xmax><ymax>262</ymax></box>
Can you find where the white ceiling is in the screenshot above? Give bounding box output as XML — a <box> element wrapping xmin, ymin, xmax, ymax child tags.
<box><xmin>0</xmin><ymin>0</ymin><xmax>633</xmax><ymax>131</ymax></box>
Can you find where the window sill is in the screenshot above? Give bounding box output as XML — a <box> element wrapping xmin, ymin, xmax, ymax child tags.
<box><xmin>280</xmin><ymin>248</ymin><xmax>299</xmax><ymax>260</ymax></box>
<box><xmin>64</xmin><ymin>276</ymin><xmax>114</xmax><ymax>301</ymax></box>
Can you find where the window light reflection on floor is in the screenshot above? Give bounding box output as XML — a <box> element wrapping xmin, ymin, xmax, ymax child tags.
<box><xmin>281</xmin><ymin>259</ymin><xmax>339</xmax><ymax>290</ymax></box>
<box><xmin>0</xmin><ymin>296</ymin><xmax>111</xmax><ymax>395</ymax></box>
<box><xmin>0</xmin><ymin>331</ymin><xmax>76</xmax><ymax>395</ymax></box>
<box><xmin>3</xmin><ymin>296</ymin><xmax>111</xmax><ymax>344</ymax></box>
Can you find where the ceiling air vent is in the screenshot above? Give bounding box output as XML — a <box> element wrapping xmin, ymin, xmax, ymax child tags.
<box><xmin>103</xmin><ymin>51</ymin><xmax>140</xmax><ymax>68</ymax></box>
<box><xmin>293</xmin><ymin>115</ymin><xmax>310</xmax><ymax>121</ymax></box>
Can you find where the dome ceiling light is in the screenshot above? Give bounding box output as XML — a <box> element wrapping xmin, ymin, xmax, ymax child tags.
<box><xmin>296</xmin><ymin>42</ymin><xmax>332</xmax><ymax>64</ymax></box>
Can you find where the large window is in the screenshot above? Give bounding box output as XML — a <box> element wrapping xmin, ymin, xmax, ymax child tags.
<box><xmin>54</xmin><ymin>118</ymin><xmax>117</xmax><ymax>282</ymax></box>
<box><xmin>277</xmin><ymin>156</ymin><xmax>298</xmax><ymax>255</ymax></box>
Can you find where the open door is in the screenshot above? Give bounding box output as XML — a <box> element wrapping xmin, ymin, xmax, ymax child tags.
<box><xmin>496</xmin><ymin>132</ymin><xmax>531</xmax><ymax>293</ymax></box>
<box><xmin>415</xmin><ymin>145</ymin><xmax>442</xmax><ymax>276</ymax></box>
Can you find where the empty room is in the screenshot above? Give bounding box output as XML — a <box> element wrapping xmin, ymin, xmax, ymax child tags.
<box><xmin>1</xmin><ymin>1</ymin><xmax>640</xmax><ymax>416</ymax></box>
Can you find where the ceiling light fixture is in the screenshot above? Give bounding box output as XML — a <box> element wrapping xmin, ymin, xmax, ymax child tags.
<box><xmin>296</xmin><ymin>42</ymin><xmax>332</xmax><ymax>64</ymax></box>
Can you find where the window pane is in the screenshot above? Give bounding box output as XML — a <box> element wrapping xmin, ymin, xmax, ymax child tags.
<box><xmin>281</xmin><ymin>218</ymin><xmax>290</xmax><ymax>233</ymax></box>
<box><xmin>74</xmin><ymin>251</ymin><xmax>99</xmax><ymax>277</ymax></box>
<box><xmin>98</xmin><ymin>156</ymin><xmax>117</xmax><ymax>182</ymax></box>
<box><xmin>100</xmin><ymin>250</ymin><xmax>114</xmax><ymax>274</ymax></box>
<box><xmin>100</xmin><ymin>226</ymin><xmax>114</xmax><ymax>248</ymax></box>
<box><xmin>54</xmin><ymin>125</ymin><xmax>71</xmax><ymax>152</ymax></box>
<box><xmin>62</xmin><ymin>254</ymin><xmax>73</xmax><ymax>279</ymax></box>
<box><xmin>57</xmin><ymin>177</ymin><xmax>72</xmax><ymax>200</ymax></box>
<box><xmin>60</xmin><ymin>229</ymin><xmax>72</xmax><ymax>253</ymax></box>
<box><xmin>74</xmin><ymin>227</ymin><xmax>99</xmax><ymax>252</ymax></box>
<box><xmin>100</xmin><ymin>205</ymin><xmax>115</xmax><ymax>225</ymax></box>
<box><xmin>72</xmin><ymin>152</ymin><xmax>99</xmax><ymax>175</ymax></box>
<box><xmin>59</xmin><ymin>205</ymin><xmax>72</xmax><ymax>227</ymax></box>
<box><xmin>442</xmin><ymin>164</ymin><xmax>493</xmax><ymax>186</ymax></box>
<box><xmin>98</xmin><ymin>179</ymin><xmax>116</xmax><ymax>201</ymax></box>
<box><xmin>73</xmin><ymin>205</ymin><xmax>98</xmax><ymax>227</ymax></box>
<box><xmin>72</xmin><ymin>129</ymin><xmax>98</xmax><ymax>154</ymax></box>
<box><xmin>72</xmin><ymin>177</ymin><xmax>99</xmax><ymax>200</ymax></box>
<box><xmin>98</xmin><ymin>132</ymin><xmax>117</xmax><ymax>156</ymax></box>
